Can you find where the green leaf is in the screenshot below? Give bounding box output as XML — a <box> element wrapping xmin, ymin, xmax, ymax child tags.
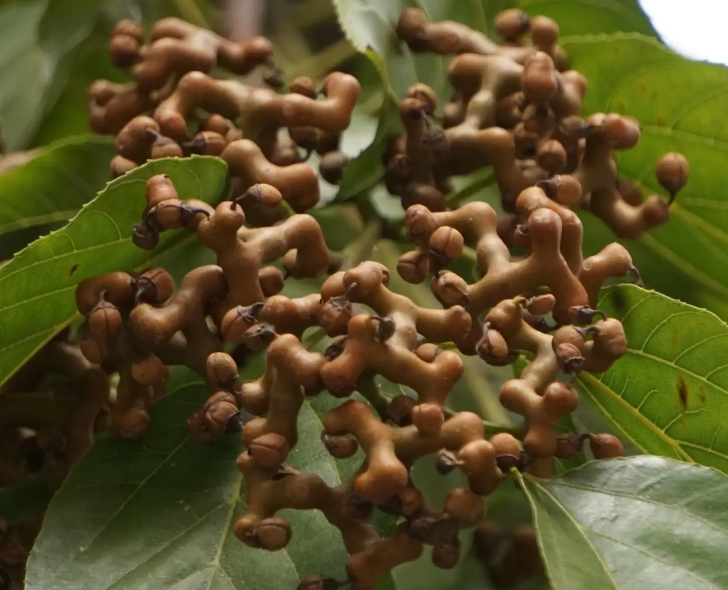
<box><xmin>26</xmin><ymin>367</ymin><xmax>396</xmax><ymax>590</ymax></box>
<box><xmin>311</xmin><ymin>203</ymin><xmax>366</xmax><ymax>252</ymax></box>
<box><xmin>0</xmin><ymin>0</ymin><xmax>107</xmax><ymax>151</ymax></box>
<box><xmin>0</xmin><ymin>135</ymin><xmax>114</xmax><ymax>236</ymax></box>
<box><xmin>561</xmin><ymin>34</ymin><xmax>728</xmax><ymax>312</ymax></box>
<box><xmin>31</xmin><ymin>27</ymin><xmax>124</xmax><ymax>147</ymax></box>
<box><xmin>0</xmin><ymin>156</ymin><xmax>228</xmax><ymax>391</ymax></box>
<box><xmin>518</xmin><ymin>456</ymin><xmax>728</xmax><ymax>590</ymax></box>
<box><xmin>521</xmin><ymin>0</ymin><xmax>657</xmax><ymax>38</ymax></box>
<box><xmin>577</xmin><ymin>284</ymin><xmax>728</xmax><ymax>474</ymax></box>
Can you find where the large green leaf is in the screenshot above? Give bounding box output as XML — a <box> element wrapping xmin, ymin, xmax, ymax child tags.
<box><xmin>0</xmin><ymin>0</ymin><xmax>108</xmax><ymax>151</ymax></box>
<box><xmin>562</xmin><ymin>34</ymin><xmax>728</xmax><ymax>311</ymax></box>
<box><xmin>577</xmin><ymin>284</ymin><xmax>728</xmax><ymax>473</ymax></box>
<box><xmin>0</xmin><ymin>156</ymin><xmax>228</xmax><ymax>391</ymax></box>
<box><xmin>518</xmin><ymin>456</ymin><xmax>728</xmax><ymax>590</ymax></box>
<box><xmin>26</xmin><ymin>367</ymin><xmax>396</xmax><ymax>590</ymax></box>
<box><xmin>0</xmin><ymin>135</ymin><xmax>114</xmax><ymax>236</ymax></box>
<box><xmin>521</xmin><ymin>0</ymin><xmax>657</xmax><ymax>37</ymax></box>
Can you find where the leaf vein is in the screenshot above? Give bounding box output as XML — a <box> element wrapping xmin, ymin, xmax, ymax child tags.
<box><xmin>577</xmin><ymin>372</ymin><xmax>690</xmax><ymax>461</ymax></box>
<box><xmin>54</xmin><ymin>435</ymin><xmax>192</xmax><ymax>577</ymax></box>
<box><xmin>585</xmin><ymin>528</ymin><xmax>724</xmax><ymax>589</ymax></box>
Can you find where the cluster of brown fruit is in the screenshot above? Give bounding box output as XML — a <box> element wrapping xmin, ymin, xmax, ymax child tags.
<box><xmin>95</xmin><ymin>16</ymin><xmax>355</xmax><ymax>213</ymax></box>
<box><xmin>0</xmin><ymin>7</ymin><xmax>689</xmax><ymax>589</ymax></box>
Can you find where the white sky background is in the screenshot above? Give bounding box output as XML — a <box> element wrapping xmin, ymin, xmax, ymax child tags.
<box><xmin>640</xmin><ymin>0</ymin><xmax>728</xmax><ymax>65</ymax></box>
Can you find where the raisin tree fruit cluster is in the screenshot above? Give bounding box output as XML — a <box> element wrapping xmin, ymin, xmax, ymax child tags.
<box><xmin>0</xmin><ymin>7</ymin><xmax>689</xmax><ymax>589</ymax></box>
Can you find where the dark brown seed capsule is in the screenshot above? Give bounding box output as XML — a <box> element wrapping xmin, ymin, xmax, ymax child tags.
<box><xmin>88</xmin><ymin>301</ymin><xmax>122</xmax><ymax>341</ymax></box>
<box><xmin>206</xmin><ymin>352</ymin><xmax>240</xmax><ymax>388</ymax></box>
<box><xmin>397</xmin><ymin>250</ymin><xmax>429</xmax><ymax>284</ymax></box>
<box><xmin>253</xmin><ymin>517</ymin><xmax>291</xmax><ymax>550</ymax></box>
<box><xmin>221</xmin><ymin>303</ymin><xmax>265</xmax><ymax>344</ymax></box>
<box><xmin>242</xmin><ymin>323</ymin><xmax>278</xmax><ymax>351</ymax></box>
<box><xmin>319</xmin><ymin>151</ymin><xmax>350</xmax><ymax>185</ymax></box>
<box><xmin>476</xmin><ymin>329</ymin><xmax>510</xmax><ymax>365</ymax></box>
<box><xmin>495</xmin><ymin>9</ymin><xmax>531</xmax><ymax>40</ymax></box>
<box><xmin>324</xmin><ymin>337</ymin><xmax>347</xmax><ymax>361</ymax></box>
<box><xmin>319</xmin><ymin>298</ymin><xmax>353</xmax><ymax>335</ymax></box>
<box><xmin>655</xmin><ymin>152</ymin><xmax>689</xmax><ymax>199</ymax></box>
<box><xmin>131</xmin><ymin>354</ymin><xmax>165</xmax><ymax>385</ymax></box>
<box><xmin>432</xmin><ymin>537</ymin><xmax>461</xmax><ymax>570</ymax></box>
<box><xmin>345</xmin><ymin>494</ymin><xmax>374</xmax><ymax>521</ymax></box>
<box><xmin>321</xmin><ymin>432</ymin><xmax>359</xmax><ymax>458</ymax></box>
<box><xmin>248</xmin><ymin>432</ymin><xmax>290</xmax><ymax>468</ymax></box>
<box><xmin>436</xmin><ymin>449</ymin><xmax>460</xmax><ymax>475</ymax></box>
<box><xmin>588</xmin><ymin>433</ymin><xmax>624</xmax><ymax>459</ymax></box>
<box><xmin>429</xmin><ymin>226</ymin><xmax>464</xmax><ymax>264</ymax></box>
<box><xmin>109</xmin><ymin>34</ymin><xmax>141</xmax><ymax>68</ymax></box>
<box><xmin>387</xmin><ymin>395</ymin><xmax>416</xmax><ymax>426</ymax></box>
<box><xmin>132</xmin><ymin>223</ymin><xmax>159</xmax><ymax>250</ymax></box>
<box><xmin>150</xmin><ymin>136</ymin><xmax>184</xmax><ymax>159</ymax></box>
<box><xmin>374</xmin><ymin>316</ymin><xmax>396</xmax><ymax>343</ymax></box>
<box><xmin>205</xmin><ymin>400</ymin><xmax>240</xmax><ymax>434</ymax></box>
<box><xmin>554</xmin><ymin>433</ymin><xmax>586</xmax><ymax>458</ymax></box>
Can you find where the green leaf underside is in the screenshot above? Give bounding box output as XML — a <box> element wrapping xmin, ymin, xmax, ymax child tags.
<box><xmin>0</xmin><ymin>0</ymin><xmax>106</xmax><ymax>151</ymax></box>
<box><xmin>577</xmin><ymin>285</ymin><xmax>728</xmax><ymax>474</ymax></box>
<box><xmin>519</xmin><ymin>456</ymin><xmax>728</xmax><ymax>590</ymax></box>
<box><xmin>0</xmin><ymin>156</ymin><xmax>228</xmax><ymax>392</ymax></box>
<box><xmin>0</xmin><ymin>135</ymin><xmax>114</xmax><ymax>234</ymax></box>
<box><xmin>560</xmin><ymin>34</ymin><xmax>728</xmax><ymax>311</ymax></box>
<box><xmin>26</xmin><ymin>368</ymin><xmax>396</xmax><ymax>590</ymax></box>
